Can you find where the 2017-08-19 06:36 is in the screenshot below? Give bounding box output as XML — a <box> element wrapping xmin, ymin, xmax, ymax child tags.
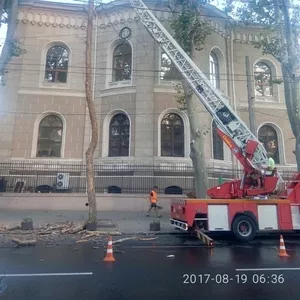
<box><xmin>183</xmin><ymin>273</ymin><xmax>285</xmax><ymax>284</ymax></box>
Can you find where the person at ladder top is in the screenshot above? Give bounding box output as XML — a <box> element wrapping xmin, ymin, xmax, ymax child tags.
<box><xmin>266</xmin><ymin>152</ymin><xmax>275</xmax><ymax>176</ymax></box>
<box><xmin>146</xmin><ymin>186</ymin><xmax>163</xmax><ymax>218</ymax></box>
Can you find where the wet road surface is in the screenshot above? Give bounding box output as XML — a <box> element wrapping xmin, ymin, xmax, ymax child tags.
<box><xmin>1</xmin><ymin>235</ymin><xmax>300</xmax><ymax>300</ymax></box>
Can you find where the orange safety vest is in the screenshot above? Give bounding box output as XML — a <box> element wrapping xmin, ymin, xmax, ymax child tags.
<box><xmin>150</xmin><ymin>190</ymin><xmax>157</xmax><ymax>204</ymax></box>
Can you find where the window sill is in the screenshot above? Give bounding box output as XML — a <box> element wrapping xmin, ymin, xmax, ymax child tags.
<box><xmin>255</xmin><ymin>96</ymin><xmax>277</xmax><ymax>102</ymax></box>
<box><xmin>30</xmin><ymin>157</ymin><xmax>65</xmax><ymax>160</ymax></box>
<box><xmin>107</xmin><ymin>80</ymin><xmax>132</xmax><ymax>88</ymax></box>
<box><xmin>100</xmin><ymin>85</ymin><xmax>136</xmax><ymax>97</ymax></box>
<box><xmin>210</xmin><ymin>159</ymin><xmax>232</xmax><ymax>164</ymax></box>
<box><xmin>158</xmin><ymin>80</ymin><xmax>182</xmax><ymax>86</ymax></box>
<box><xmin>39</xmin><ymin>81</ymin><xmax>69</xmax><ymax>90</ymax></box>
<box><xmin>11</xmin><ymin>157</ymin><xmax>83</xmax><ymax>162</ymax></box>
<box><xmin>99</xmin><ymin>156</ymin><xmax>133</xmax><ymax>160</ymax></box>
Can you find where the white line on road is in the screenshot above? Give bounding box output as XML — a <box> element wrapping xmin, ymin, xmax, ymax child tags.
<box><xmin>236</xmin><ymin>268</ymin><xmax>300</xmax><ymax>272</ymax></box>
<box><xmin>0</xmin><ymin>272</ymin><xmax>93</xmax><ymax>277</ymax></box>
<box><xmin>131</xmin><ymin>245</ymin><xmax>205</xmax><ymax>249</ymax></box>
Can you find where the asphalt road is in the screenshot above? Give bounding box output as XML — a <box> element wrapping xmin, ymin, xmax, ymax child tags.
<box><xmin>1</xmin><ymin>235</ymin><xmax>300</xmax><ymax>300</ymax></box>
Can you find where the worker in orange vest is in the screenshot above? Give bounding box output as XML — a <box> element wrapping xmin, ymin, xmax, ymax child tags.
<box><xmin>146</xmin><ymin>186</ymin><xmax>162</xmax><ymax>218</ymax></box>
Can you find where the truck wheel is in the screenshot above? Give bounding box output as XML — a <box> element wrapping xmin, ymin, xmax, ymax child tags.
<box><xmin>232</xmin><ymin>215</ymin><xmax>256</xmax><ymax>242</ymax></box>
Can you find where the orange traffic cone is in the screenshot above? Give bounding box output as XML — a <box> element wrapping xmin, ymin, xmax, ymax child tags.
<box><xmin>278</xmin><ymin>235</ymin><xmax>289</xmax><ymax>257</ymax></box>
<box><xmin>103</xmin><ymin>236</ymin><xmax>116</xmax><ymax>262</ymax></box>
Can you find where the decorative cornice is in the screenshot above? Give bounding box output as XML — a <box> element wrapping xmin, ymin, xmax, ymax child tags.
<box><xmin>17</xmin><ymin>3</ymin><xmax>271</xmax><ymax>42</ymax></box>
<box><xmin>96</xmin><ymin>9</ymin><xmax>229</xmax><ymax>38</ymax></box>
<box><xmin>233</xmin><ymin>31</ymin><xmax>272</xmax><ymax>44</ymax></box>
<box><xmin>17</xmin><ymin>10</ymin><xmax>87</xmax><ymax>30</ymax></box>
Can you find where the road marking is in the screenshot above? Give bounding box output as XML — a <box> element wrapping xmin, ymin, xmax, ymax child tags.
<box><xmin>236</xmin><ymin>268</ymin><xmax>300</xmax><ymax>271</ymax></box>
<box><xmin>0</xmin><ymin>272</ymin><xmax>93</xmax><ymax>277</ymax></box>
<box><xmin>130</xmin><ymin>245</ymin><xmax>206</xmax><ymax>249</ymax></box>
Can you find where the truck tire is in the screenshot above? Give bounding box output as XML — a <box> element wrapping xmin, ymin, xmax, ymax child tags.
<box><xmin>232</xmin><ymin>215</ymin><xmax>257</xmax><ymax>242</ymax></box>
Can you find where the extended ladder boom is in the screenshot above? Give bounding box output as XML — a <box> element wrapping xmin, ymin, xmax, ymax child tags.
<box><xmin>128</xmin><ymin>0</ymin><xmax>268</xmax><ymax>171</ymax></box>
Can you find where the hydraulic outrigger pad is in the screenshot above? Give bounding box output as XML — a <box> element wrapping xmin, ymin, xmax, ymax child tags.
<box><xmin>194</xmin><ymin>228</ymin><xmax>214</xmax><ymax>248</ymax></box>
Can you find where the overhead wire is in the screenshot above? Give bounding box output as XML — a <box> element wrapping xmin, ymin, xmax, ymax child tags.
<box><xmin>1</xmin><ymin>60</ymin><xmax>293</xmax><ymax>83</ymax></box>
<box><xmin>0</xmin><ymin>1</ymin><xmax>293</xmax><ymax>116</ymax></box>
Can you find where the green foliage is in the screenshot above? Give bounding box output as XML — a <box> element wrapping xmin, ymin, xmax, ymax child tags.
<box><xmin>170</xmin><ymin>0</ymin><xmax>212</xmax><ymax>56</ymax></box>
<box><xmin>271</xmin><ymin>78</ymin><xmax>284</xmax><ymax>84</ymax></box>
<box><xmin>225</xmin><ymin>0</ymin><xmax>300</xmax><ymax>70</ymax></box>
<box><xmin>22</xmin><ymin>216</ymin><xmax>32</xmax><ymax>222</ymax></box>
<box><xmin>174</xmin><ymin>82</ymin><xmax>188</xmax><ymax>110</ymax></box>
<box><xmin>252</xmin><ymin>34</ymin><xmax>287</xmax><ymax>63</ymax></box>
<box><xmin>169</xmin><ymin>0</ymin><xmax>212</xmax><ymax>107</ymax></box>
<box><xmin>10</xmin><ymin>39</ymin><xmax>26</xmax><ymax>57</ymax></box>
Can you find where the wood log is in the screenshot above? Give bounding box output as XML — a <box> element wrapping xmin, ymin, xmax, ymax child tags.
<box><xmin>70</xmin><ymin>224</ymin><xmax>85</xmax><ymax>234</ymax></box>
<box><xmin>61</xmin><ymin>227</ymin><xmax>72</xmax><ymax>234</ymax></box>
<box><xmin>38</xmin><ymin>231</ymin><xmax>52</xmax><ymax>235</ymax></box>
<box><xmin>46</xmin><ymin>225</ymin><xmax>65</xmax><ymax>232</ymax></box>
<box><xmin>5</xmin><ymin>224</ymin><xmax>21</xmax><ymax>231</ymax></box>
<box><xmin>12</xmin><ymin>238</ymin><xmax>36</xmax><ymax>246</ymax></box>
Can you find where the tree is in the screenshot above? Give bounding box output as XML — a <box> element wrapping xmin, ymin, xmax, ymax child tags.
<box><xmin>225</xmin><ymin>0</ymin><xmax>300</xmax><ymax>170</ymax></box>
<box><xmin>168</xmin><ymin>0</ymin><xmax>212</xmax><ymax>197</ymax></box>
<box><xmin>0</xmin><ymin>0</ymin><xmax>25</xmax><ymax>80</ymax></box>
<box><xmin>85</xmin><ymin>0</ymin><xmax>98</xmax><ymax>225</ymax></box>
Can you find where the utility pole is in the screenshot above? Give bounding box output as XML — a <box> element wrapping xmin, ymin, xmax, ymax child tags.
<box><xmin>85</xmin><ymin>0</ymin><xmax>98</xmax><ymax>226</ymax></box>
<box><xmin>245</xmin><ymin>56</ymin><xmax>256</xmax><ymax>136</ymax></box>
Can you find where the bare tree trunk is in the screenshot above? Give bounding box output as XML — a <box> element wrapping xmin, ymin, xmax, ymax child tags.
<box><xmin>292</xmin><ymin>79</ymin><xmax>300</xmax><ymax>170</ymax></box>
<box><xmin>0</xmin><ymin>0</ymin><xmax>5</xmax><ymax>28</ymax></box>
<box><xmin>278</xmin><ymin>0</ymin><xmax>300</xmax><ymax>170</ymax></box>
<box><xmin>183</xmin><ymin>82</ymin><xmax>208</xmax><ymax>198</ymax></box>
<box><xmin>85</xmin><ymin>0</ymin><xmax>98</xmax><ymax>223</ymax></box>
<box><xmin>0</xmin><ymin>0</ymin><xmax>18</xmax><ymax>76</ymax></box>
<box><xmin>182</xmin><ymin>40</ymin><xmax>208</xmax><ymax>198</ymax></box>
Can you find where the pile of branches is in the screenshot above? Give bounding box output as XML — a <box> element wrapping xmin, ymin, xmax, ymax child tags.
<box><xmin>0</xmin><ymin>222</ymin><xmax>122</xmax><ymax>246</ymax></box>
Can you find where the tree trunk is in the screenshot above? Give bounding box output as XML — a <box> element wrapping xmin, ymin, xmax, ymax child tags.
<box><xmin>0</xmin><ymin>0</ymin><xmax>18</xmax><ymax>76</ymax></box>
<box><xmin>279</xmin><ymin>0</ymin><xmax>300</xmax><ymax>170</ymax></box>
<box><xmin>0</xmin><ymin>0</ymin><xmax>5</xmax><ymax>28</ymax></box>
<box><xmin>183</xmin><ymin>81</ymin><xmax>208</xmax><ymax>198</ymax></box>
<box><xmin>85</xmin><ymin>0</ymin><xmax>98</xmax><ymax>223</ymax></box>
<box><xmin>295</xmin><ymin>133</ymin><xmax>300</xmax><ymax>171</ymax></box>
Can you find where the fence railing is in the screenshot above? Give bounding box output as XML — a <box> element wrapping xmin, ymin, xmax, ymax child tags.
<box><xmin>0</xmin><ymin>161</ymin><xmax>298</xmax><ymax>195</ymax></box>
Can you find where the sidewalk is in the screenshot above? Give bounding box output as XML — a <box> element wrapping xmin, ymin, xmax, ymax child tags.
<box><xmin>0</xmin><ymin>210</ymin><xmax>178</xmax><ymax>234</ymax></box>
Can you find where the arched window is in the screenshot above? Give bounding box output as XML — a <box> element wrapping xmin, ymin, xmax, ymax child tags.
<box><xmin>258</xmin><ymin>125</ymin><xmax>279</xmax><ymax>163</ymax></box>
<box><xmin>37</xmin><ymin>115</ymin><xmax>63</xmax><ymax>157</ymax></box>
<box><xmin>112</xmin><ymin>43</ymin><xmax>132</xmax><ymax>82</ymax></box>
<box><xmin>254</xmin><ymin>62</ymin><xmax>273</xmax><ymax>96</ymax></box>
<box><xmin>161</xmin><ymin>113</ymin><xmax>184</xmax><ymax>157</ymax></box>
<box><xmin>109</xmin><ymin>113</ymin><xmax>130</xmax><ymax>157</ymax></box>
<box><xmin>212</xmin><ymin>120</ymin><xmax>224</xmax><ymax>160</ymax></box>
<box><xmin>209</xmin><ymin>52</ymin><xmax>220</xmax><ymax>89</ymax></box>
<box><xmin>45</xmin><ymin>45</ymin><xmax>69</xmax><ymax>83</ymax></box>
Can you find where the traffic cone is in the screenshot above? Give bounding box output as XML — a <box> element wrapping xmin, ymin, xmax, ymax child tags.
<box><xmin>103</xmin><ymin>236</ymin><xmax>116</xmax><ymax>262</ymax></box>
<box><xmin>278</xmin><ymin>235</ymin><xmax>289</xmax><ymax>257</ymax></box>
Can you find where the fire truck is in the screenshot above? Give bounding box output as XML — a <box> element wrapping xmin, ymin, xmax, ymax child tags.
<box><xmin>129</xmin><ymin>0</ymin><xmax>300</xmax><ymax>244</ymax></box>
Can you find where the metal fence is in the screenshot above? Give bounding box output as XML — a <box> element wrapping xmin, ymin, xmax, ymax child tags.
<box><xmin>0</xmin><ymin>160</ymin><xmax>297</xmax><ymax>195</ymax></box>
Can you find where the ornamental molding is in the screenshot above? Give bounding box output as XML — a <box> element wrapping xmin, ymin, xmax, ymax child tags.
<box><xmin>17</xmin><ymin>7</ymin><xmax>272</xmax><ymax>42</ymax></box>
<box><xmin>233</xmin><ymin>31</ymin><xmax>272</xmax><ymax>44</ymax></box>
<box><xmin>17</xmin><ymin>10</ymin><xmax>88</xmax><ymax>30</ymax></box>
<box><xmin>96</xmin><ymin>9</ymin><xmax>229</xmax><ymax>38</ymax></box>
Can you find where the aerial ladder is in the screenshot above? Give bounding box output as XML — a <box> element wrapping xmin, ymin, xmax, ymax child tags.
<box><xmin>128</xmin><ymin>0</ymin><xmax>282</xmax><ymax>199</ymax></box>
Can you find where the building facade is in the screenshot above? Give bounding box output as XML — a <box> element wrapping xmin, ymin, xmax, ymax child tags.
<box><xmin>0</xmin><ymin>0</ymin><xmax>296</xmax><ymax>175</ymax></box>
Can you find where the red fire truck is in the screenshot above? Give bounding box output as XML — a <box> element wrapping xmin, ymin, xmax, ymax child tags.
<box><xmin>128</xmin><ymin>0</ymin><xmax>300</xmax><ymax>243</ymax></box>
